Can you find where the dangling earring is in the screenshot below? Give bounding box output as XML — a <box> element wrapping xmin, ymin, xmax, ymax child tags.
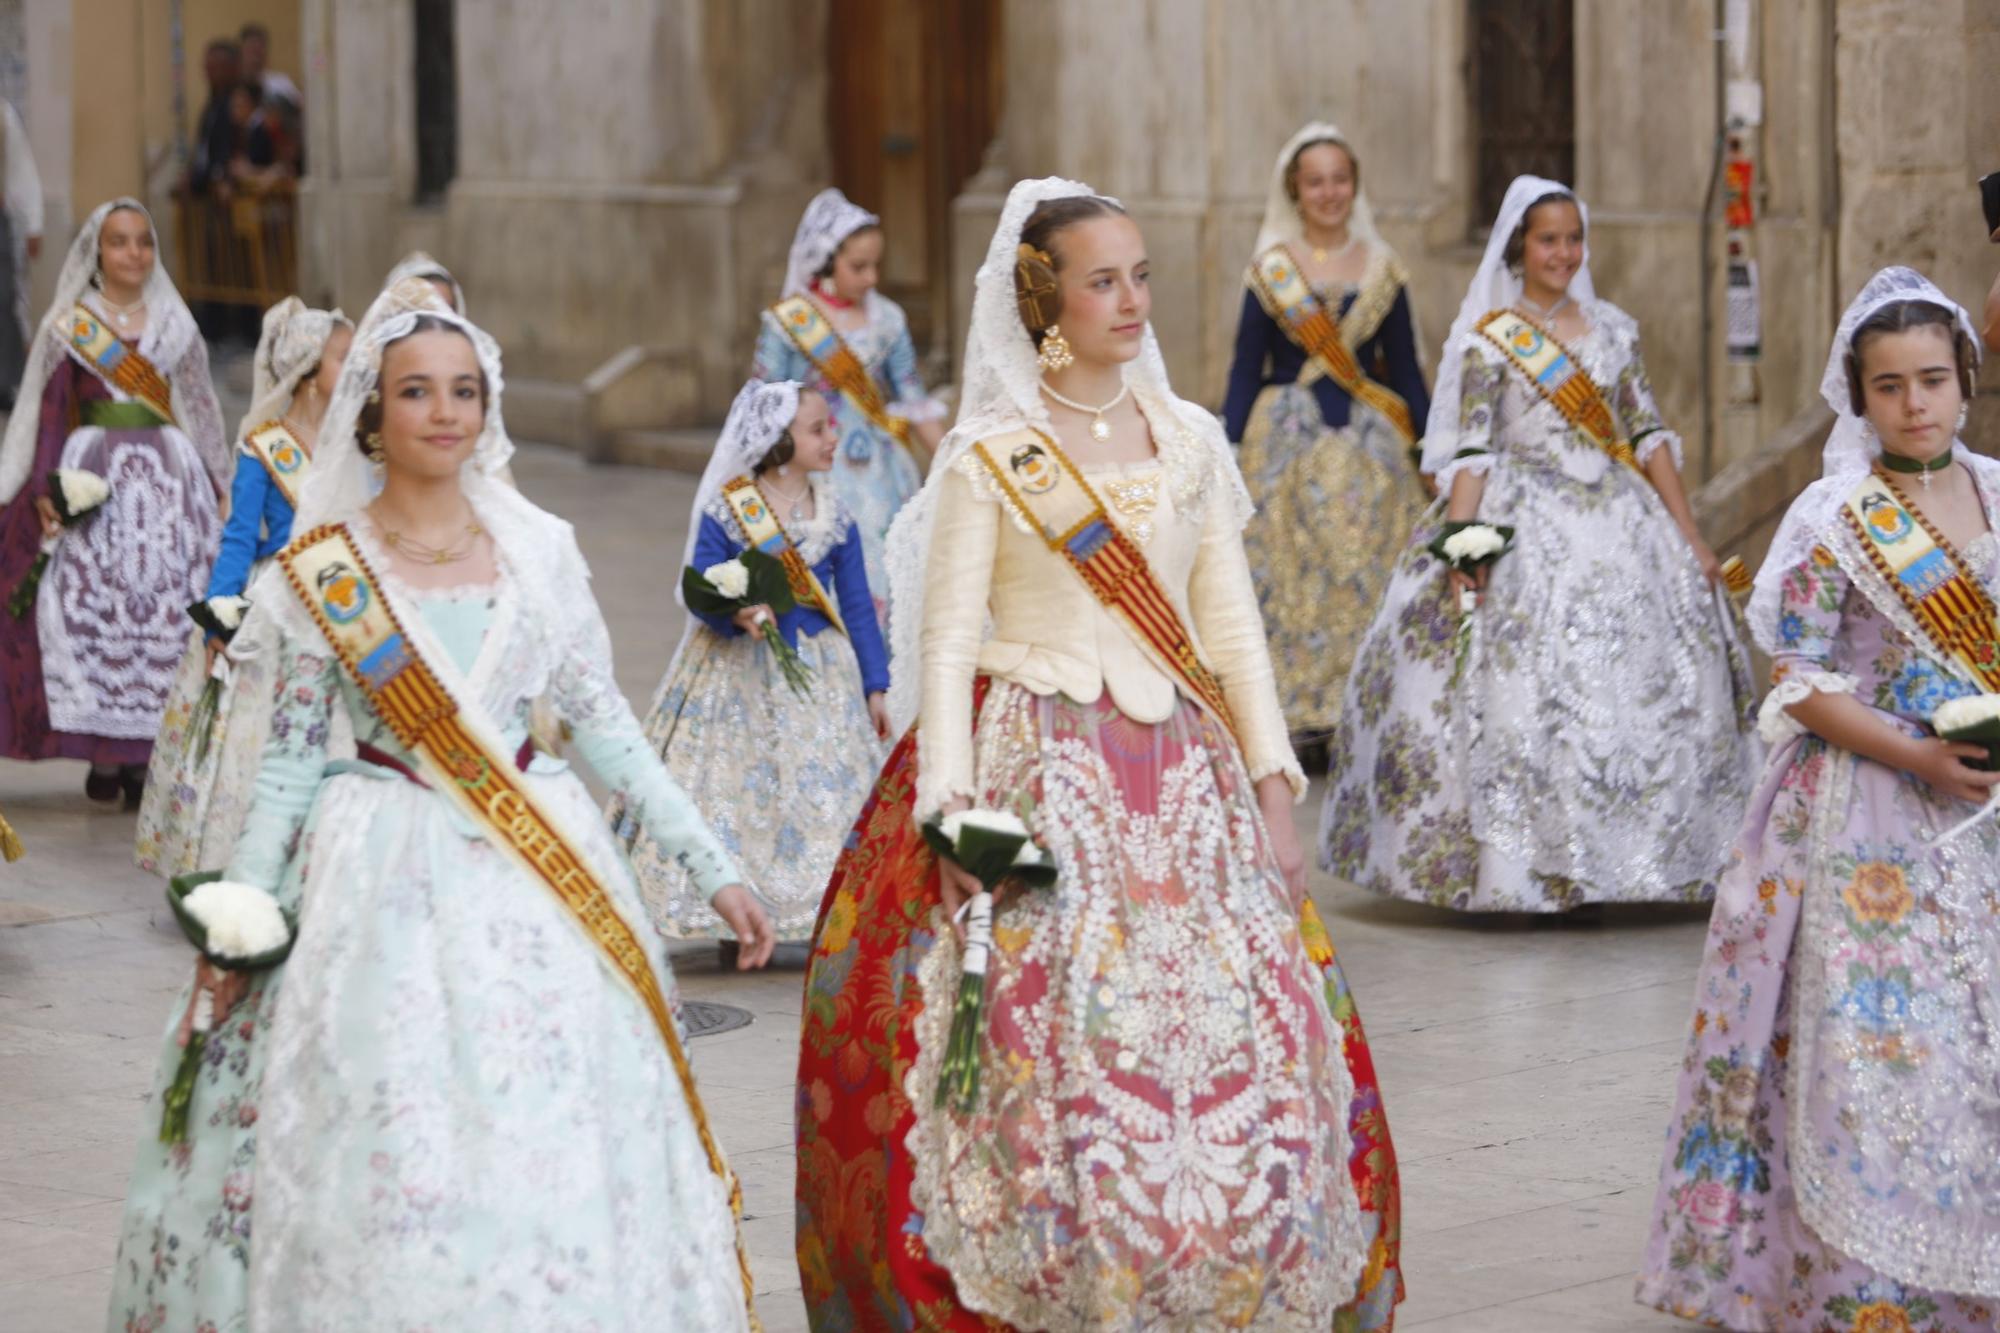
<box><xmin>1038</xmin><ymin>324</ymin><xmax>1074</xmax><ymax>373</ymax></box>
<box><xmin>1958</xmin><ymin>403</ymin><xmax>1970</xmax><ymax>437</ymax></box>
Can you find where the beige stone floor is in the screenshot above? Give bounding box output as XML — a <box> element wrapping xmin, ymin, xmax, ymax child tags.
<box><xmin>0</xmin><ymin>443</ymin><xmax>1701</xmax><ymax>1331</ymax></box>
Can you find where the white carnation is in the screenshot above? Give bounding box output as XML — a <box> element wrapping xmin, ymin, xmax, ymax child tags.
<box><xmin>183</xmin><ymin>880</ymin><xmax>290</xmax><ymax>959</ymax></box>
<box><xmin>1013</xmin><ymin>841</ymin><xmax>1045</xmax><ymax>868</ymax></box>
<box><xmin>1933</xmin><ymin>694</ymin><xmax>2000</xmax><ymax>733</ymax></box>
<box><xmin>56</xmin><ymin>469</ymin><xmax>109</xmax><ymax>514</ymax></box>
<box><xmin>208</xmin><ymin>596</ymin><xmax>250</xmax><ymax>631</ymax></box>
<box><xmin>703</xmin><ymin>558</ymin><xmax>751</xmax><ymax>600</ymax></box>
<box><xmin>940</xmin><ymin>808</ymin><xmax>1030</xmax><ymax>845</ymax></box>
<box><xmin>1442</xmin><ymin>525</ymin><xmax>1506</xmax><ymax>564</ymax></box>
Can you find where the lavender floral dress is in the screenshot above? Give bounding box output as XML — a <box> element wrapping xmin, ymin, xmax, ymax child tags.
<box><xmin>1319</xmin><ymin>300</ymin><xmax>1759</xmax><ymax>910</ymax></box>
<box><xmin>1637</xmin><ymin>465</ymin><xmax>2000</xmax><ymax>1330</ymax></box>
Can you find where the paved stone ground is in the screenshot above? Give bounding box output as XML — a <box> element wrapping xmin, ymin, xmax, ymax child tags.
<box><xmin>0</xmin><ymin>441</ymin><xmax>1701</xmax><ymax>1331</ymax></box>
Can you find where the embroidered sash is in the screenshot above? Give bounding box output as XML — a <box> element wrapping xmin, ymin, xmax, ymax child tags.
<box><xmin>968</xmin><ymin>428</ymin><xmax>1236</xmax><ymax>736</ymax></box>
<box><xmin>769</xmin><ymin>295</ymin><xmax>911</xmax><ymax>446</ymax></box>
<box><xmin>720</xmin><ymin>475</ymin><xmax>847</xmax><ymax>637</ymax></box>
<box><xmin>242</xmin><ymin>419</ymin><xmax>308</xmax><ymax>508</ymax></box>
<box><xmin>1474</xmin><ymin>309</ymin><xmax>1637</xmax><ymax>472</ymax></box>
<box><xmin>1248</xmin><ymin>246</ymin><xmax>1416</xmax><ymax>445</ymax></box>
<box><xmin>1842</xmin><ymin>471</ymin><xmax>2000</xmax><ymax>690</ymax></box>
<box><xmin>66</xmin><ymin>305</ymin><xmax>176</xmax><ymax>426</ymax></box>
<box><xmin>276</xmin><ymin>523</ymin><xmax>758</xmax><ymax>1320</ymax></box>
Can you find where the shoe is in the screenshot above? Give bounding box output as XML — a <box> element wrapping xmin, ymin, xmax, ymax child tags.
<box><xmin>84</xmin><ymin>768</ymin><xmax>120</xmax><ymax>803</ymax></box>
<box><xmin>120</xmin><ymin>765</ymin><xmax>147</xmax><ymax>812</ymax></box>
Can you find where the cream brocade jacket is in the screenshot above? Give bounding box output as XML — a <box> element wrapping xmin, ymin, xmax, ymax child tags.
<box><xmin>915</xmin><ymin>438</ymin><xmax>1306</xmax><ymax>819</ymax></box>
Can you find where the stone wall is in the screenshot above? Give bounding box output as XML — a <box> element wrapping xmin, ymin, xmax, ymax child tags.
<box><xmin>299</xmin><ymin>0</ymin><xmax>832</xmax><ymax>425</ymax></box>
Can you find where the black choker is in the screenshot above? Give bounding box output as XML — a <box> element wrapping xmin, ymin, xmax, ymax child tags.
<box><xmin>1879</xmin><ymin>450</ymin><xmax>1953</xmax><ymax>475</ymax></box>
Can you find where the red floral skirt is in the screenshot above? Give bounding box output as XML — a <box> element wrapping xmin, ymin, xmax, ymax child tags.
<box><xmin>795</xmin><ymin>682</ymin><xmax>1403</xmax><ymax>1330</ymax></box>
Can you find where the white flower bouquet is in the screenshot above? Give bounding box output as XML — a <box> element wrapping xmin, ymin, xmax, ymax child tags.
<box><xmin>8</xmin><ymin>469</ymin><xmax>111</xmax><ymax>620</ymax></box>
<box><xmin>184</xmin><ymin>596</ymin><xmax>253</xmax><ymax>762</ymax></box>
<box><xmin>1427</xmin><ymin>521</ymin><xmax>1516</xmax><ymax>684</ymax></box>
<box><xmin>680</xmin><ymin>551</ymin><xmax>814</xmax><ymax>697</ymax></box>
<box><xmin>159</xmin><ymin>871</ymin><xmax>297</xmax><ymax>1143</ymax></box>
<box><xmin>1934</xmin><ymin>694</ymin><xmax>2000</xmax><ymax>772</ymax></box>
<box><xmin>920</xmin><ymin>808</ymin><xmax>1057</xmax><ymax>1112</ymax></box>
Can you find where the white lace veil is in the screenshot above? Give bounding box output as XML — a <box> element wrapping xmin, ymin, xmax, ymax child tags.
<box><xmin>1420</xmin><ymin>176</ymin><xmax>1596</xmax><ymax>475</ymax></box>
<box><xmin>0</xmin><ymin>197</ymin><xmax>222</xmax><ymax>504</ymax></box>
<box><xmin>383</xmin><ymin>250</ymin><xmax>466</xmax><ymax>315</ymax></box>
<box><xmin>781</xmin><ymin>189</ymin><xmax>880</xmax><ymax>299</ymax></box>
<box><xmin>1745</xmin><ymin>266</ymin><xmax>1984</xmax><ymax>651</ymax></box>
<box><xmin>1251</xmin><ymin>121</ymin><xmax>1383</xmax><ymax>258</ymax></box>
<box><xmin>880</xmin><ymin>175</ymin><xmax>1252</xmax><ymax>732</ymax></box>
<box><xmin>236</xmin><ymin>297</ymin><xmax>350</xmax><ymax>441</ymax></box>
<box><xmin>679</xmin><ymin>377</ymin><xmax>802</xmax><ymax>598</ymax></box>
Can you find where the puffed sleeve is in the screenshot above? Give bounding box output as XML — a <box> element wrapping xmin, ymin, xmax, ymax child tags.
<box><xmin>1221</xmin><ymin>287</ymin><xmax>1277</xmax><ymax>444</ymax></box>
<box><xmin>689</xmin><ymin>511</ymin><xmax>746</xmax><ymax>639</ymax></box>
<box><xmin>1613</xmin><ymin>333</ymin><xmax>1684</xmax><ymax>470</ymax></box>
<box><xmin>830</xmin><ymin>522</ymin><xmax>890</xmax><ymax>695</ymax></box>
<box><xmin>1757</xmin><ymin>547</ymin><xmax>1859</xmax><ymax>743</ymax></box>
<box><xmin>551</xmin><ymin>556</ymin><xmax>742</xmax><ymax>900</ymax></box>
<box><xmin>224</xmin><ymin>639</ymin><xmax>338</xmax><ymax>890</ymax></box>
<box><xmin>206</xmin><ymin>452</ymin><xmax>270</xmax><ymax>602</ymax></box>
<box><xmin>915</xmin><ymin>465</ymin><xmax>998</xmax><ymax>820</ymax></box>
<box><xmin>1186</xmin><ymin>495</ymin><xmax>1307</xmax><ymax>798</ymax></box>
<box><xmin>1430</xmin><ymin>339</ymin><xmax>1505</xmax><ymax>491</ymax></box>
<box><xmin>752</xmin><ymin>310</ymin><xmax>807</xmax><ymax>384</ymax></box>
<box><xmin>880</xmin><ymin>310</ymin><xmax>944</xmax><ymax>423</ymax></box>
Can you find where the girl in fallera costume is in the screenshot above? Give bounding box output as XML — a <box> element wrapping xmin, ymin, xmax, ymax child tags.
<box><xmin>1638</xmin><ymin>268</ymin><xmax>2000</xmax><ymax>1332</ymax></box>
<box><xmin>135</xmin><ymin>297</ymin><xmax>352</xmax><ymax>878</ymax></box>
<box><xmin>106</xmin><ymin>287</ymin><xmax>775</xmax><ymax>1332</ymax></box>
<box><xmin>1221</xmin><ymin>121</ymin><xmax>1432</xmax><ymax>746</ymax></box>
<box><xmin>754</xmin><ymin>187</ymin><xmax>945</xmax><ymax>632</ymax></box>
<box><xmin>611</xmin><ymin>378</ymin><xmax>890</xmax><ymax>946</ymax></box>
<box><xmin>0</xmin><ymin>199</ymin><xmax>228</xmax><ymax>803</ymax></box>
<box><xmin>1319</xmin><ymin>175</ymin><xmax>1758</xmax><ymax>912</ymax></box>
<box><xmin>795</xmin><ymin>177</ymin><xmax>1402</xmax><ymax>1332</ymax></box>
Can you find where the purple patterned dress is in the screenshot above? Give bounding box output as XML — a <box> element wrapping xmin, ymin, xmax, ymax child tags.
<box><xmin>0</xmin><ymin>348</ymin><xmax>221</xmax><ymax>764</ymax></box>
<box><xmin>1637</xmin><ymin>471</ymin><xmax>2000</xmax><ymax>1330</ymax></box>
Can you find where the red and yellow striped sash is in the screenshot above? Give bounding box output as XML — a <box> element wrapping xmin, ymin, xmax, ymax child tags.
<box><xmin>242</xmin><ymin>419</ymin><xmax>308</xmax><ymax>508</ymax></box>
<box><xmin>1248</xmin><ymin>246</ymin><xmax>1416</xmax><ymax>445</ymax></box>
<box><xmin>1842</xmin><ymin>470</ymin><xmax>2000</xmax><ymax>691</ymax></box>
<box><xmin>968</xmin><ymin>429</ymin><xmax>1236</xmax><ymax>738</ymax></box>
<box><xmin>720</xmin><ymin>475</ymin><xmax>847</xmax><ymax>637</ymax></box>
<box><xmin>67</xmin><ymin>304</ymin><xmax>176</xmax><ymax>426</ymax></box>
<box><xmin>1474</xmin><ymin>309</ymin><xmax>1637</xmax><ymax>472</ymax></box>
<box><xmin>770</xmin><ymin>295</ymin><xmax>911</xmax><ymax>447</ymax></box>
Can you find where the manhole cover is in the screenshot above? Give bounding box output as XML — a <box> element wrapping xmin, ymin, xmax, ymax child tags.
<box><xmin>682</xmin><ymin>1000</ymin><xmax>755</xmax><ymax>1040</ymax></box>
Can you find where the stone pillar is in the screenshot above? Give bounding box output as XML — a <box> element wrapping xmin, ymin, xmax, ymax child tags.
<box><xmin>301</xmin><ymin>0</ymin><xmax>833</xmax><ymax>440</ymax></box>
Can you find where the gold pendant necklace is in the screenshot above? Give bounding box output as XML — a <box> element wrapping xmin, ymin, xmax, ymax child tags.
<box><xmin>382</xmin><ymin>521</ymin><xmax>485</xmax><ymax>565</ymax></box>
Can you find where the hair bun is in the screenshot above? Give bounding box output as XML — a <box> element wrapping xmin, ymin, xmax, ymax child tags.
<box><xmin>1015</xmin><ymin>243</ymin><xmax>1060</xmax><ymax>334</ymax></box>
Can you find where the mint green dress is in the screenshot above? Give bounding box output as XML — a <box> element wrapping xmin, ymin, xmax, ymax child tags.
<box><xmin>107</xmin><ymin>567</ymin><xmax>754</xmax><ymax>1332</ymax></box>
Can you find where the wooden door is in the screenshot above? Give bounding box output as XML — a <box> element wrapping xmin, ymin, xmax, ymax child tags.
<box><xmin>826</xmin><ymin>0</ymin><xmax>1002</xmax><ymax>353</ymax></box>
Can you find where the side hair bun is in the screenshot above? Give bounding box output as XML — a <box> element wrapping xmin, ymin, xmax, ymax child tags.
<box><xmin>1016</xmin><ymin>243</ymin><xmax>1060</xmax><ymax>335</ymax></box>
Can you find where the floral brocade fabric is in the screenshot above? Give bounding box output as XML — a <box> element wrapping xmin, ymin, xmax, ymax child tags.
<box><xmin>1320</xmin><ymin>307</ymin><xmax>1758</xmax><ymax>911</ymax></box>
<box><xmin>1636</xmin><ymin>524</ymin><xmax>2000</xmax><ymax>1330</ymax></box>
<box><xmin>796</xmin><ymin>680</ymin><xmax>1402</xmax><ymax>1332</ymax></box>
<box><xmin>1238</xmin><ymin>385</ymin><xmax>1427</xmax><ymax>741</ymax></box>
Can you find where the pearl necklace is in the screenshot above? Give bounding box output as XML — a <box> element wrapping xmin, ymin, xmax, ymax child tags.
<box><xmin>99</xmin><ymin>292</ymin><xmax>146</xmax><ymax>333</ymax></box>
<box><xmin>760</xmin><ymin>474</ymin><xmax>812</xmax><ymax>523</ymax></box>
<box><xmin>1513</xmin><ymin>291</ymin><xmax>1572</xmax><ymax>330</ymax></box>
<box><xmin>1039</xmin><ymin>377</ymin><xmax>1131</xmax><ymax>443</ymax></box>
<box><xmin>1306</xmin><ymin>232</ymin><xmax>1359</xmax><ymax>265</ymax></box>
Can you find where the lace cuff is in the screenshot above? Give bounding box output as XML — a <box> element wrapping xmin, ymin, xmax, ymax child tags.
<box><xmin>1429</xmin><ymin>450</ymin><xmax>1494</xmax><ymax>492</ymax></box>
<box><xmin>1757</xmin><ymin>671</ymin><xmax>1859</xmax><ymax>744</ymax></box>
<box><xmin>1634</xmin><ymin>429</ymin><xmax>1685</xmax><ymax>471</ymax></box>
<box><xmin>889</xmin><ymin>396</ymin><xmax>948</xmax><ymax>425</ymax></box>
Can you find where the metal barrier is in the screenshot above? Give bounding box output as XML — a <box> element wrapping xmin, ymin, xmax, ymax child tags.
<box><xmin>174</xmin><ymin>180</ymin><xmax>297</xmax><ymax>311</ymax></box>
